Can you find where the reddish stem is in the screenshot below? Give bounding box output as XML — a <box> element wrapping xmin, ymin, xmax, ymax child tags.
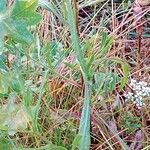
<box><xmin>136</xmin><ymin>24</ymin><xmax>142</xmax><ymax>70</ymax></box>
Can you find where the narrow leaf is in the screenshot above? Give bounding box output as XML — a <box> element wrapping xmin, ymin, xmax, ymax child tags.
<box><xmin>109</xmin><ymin>57</ymin><xmax>129</xmax><ymax>89</ymax></box>
<box><xmin>71</xmin><ymin>134</ymin><xmax>82</xmax><ymax>150</ymax></box>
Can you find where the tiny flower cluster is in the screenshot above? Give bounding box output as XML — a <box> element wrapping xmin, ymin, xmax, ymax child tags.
<box><xmin>124</xmin><ymin>79</ymin><xmax>150</xmax><ymax>109</ymax></box>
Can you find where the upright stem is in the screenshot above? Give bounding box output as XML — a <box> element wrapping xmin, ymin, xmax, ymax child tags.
<box><xmin>66</xmin><ymin>1</ymin><xmax>91</xmax><ymax>149</ymax></box>
<box><xmin>72</xmin><ymin>0</ymin><xmax>84</xmax><ymax>96</ymax></box>
<box><xmin>137</xmin><ymin>24</ymin><xmax>142</xmax><ymax>70</ymax></box>
<box><xmin>79</xmin><ymin>81</ymin><xmax>91</xmax><ymax>150</ymax></box>
<box><xmin>73</xmin><ymin>0</ymin><xmax>80</xmax><ymax>36</ymax></box>
<box><xmin>133</xmin><ymin>1</ymin><xmax>143</xmax><ymax>73</ymax></box>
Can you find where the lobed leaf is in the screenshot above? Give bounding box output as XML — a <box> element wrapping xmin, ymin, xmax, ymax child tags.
<box><xmin>0</xmin><ymin>0</ymin><xmax>41</xmax><ymax>47</ymax></box>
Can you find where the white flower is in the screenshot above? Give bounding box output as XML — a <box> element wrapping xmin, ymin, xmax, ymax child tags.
<box><xmin>125</xmin><ymin>79</ymin><xmax>149</xmax><ymax>109</ymax></box>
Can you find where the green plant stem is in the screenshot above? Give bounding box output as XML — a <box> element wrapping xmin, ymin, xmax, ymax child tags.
<box><xmin>66</xmin><ymin>1</ymin><xmax>91</xmax><ymax>149</ymax></box>
<box><xmin>66</xmin><ymin>0</ymin><xmax>88</xmax><ymax>79</ymax></box>
<box><xmin>79</xmin><ymin>81</ymin><xmax>91</xmax><ymax>150</ymax></box>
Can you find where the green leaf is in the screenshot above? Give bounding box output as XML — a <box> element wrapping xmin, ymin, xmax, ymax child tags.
<box><xmin>10</xmin><ymin>78</ymin><xmax>22</xmax><ymax>93</ymax></box>
<box><xmin>0</xmin><ymin>125</ymin><xmax>8</xmax><ymax>131</ymax></box>
<box><xmin>2</xmin><ymin>94</ymin><xmax>30</xmax><ymax>135</ymax></box>
<box><xmin>50</xmin><ymin>146</ymin><xmax>67</xmax><ymax>150</ymax></box>
<box><xmin>3</xmin><ymin>93</ymin><xmax>17</xmax><ymax>113</ymax></box>
<box><xmin>86</xmin><ymin>54</ymin><xmax>94</xmax><ymax>70</ymax></box>
<box><xmin>92</xmin><ymin>72</ymin><xmax>120</xmax><ymax>94</ymax></box>
<box><xmin>0</xmin><ymin>138</ymin><xmax>13</xmax><ymax>150</ymax></box>
<box><xmin>0</xmin><ymin>0</ymin><xmax>41</xmax><ymax>46</ymax></box>
<box><xmin>0</xmin><ymin>23</ymin><xmax>4</xmax><ymax>49</ymax></box>
<box><xmin>0</xmin><ymin>71</ymin><xmax>24</xmax><ymax>95</ymax></box>
<box><xmin>12</xmin><ymin>0</ymin><xmax>41</xmax><ymax>25</ymax></box>
<box><xmin>98</xmin><ymin>32</ymin><xmax>114</xmax><ymax>58</ymax></box>
<box><xmin>23</xmin><ymin>89</ymin><xmax>33</xmax><ymax>107</ymax></box>
<box><xmin>0</xmin><ymin>93</ymin><xmax>30</xmax><ymax>135</ymax></box>
<box><xmin>4</xmin><ymin>107</ymin><xmax>30</xmax><ymax>136</ymax></box>
<box><xmin>0</xmin><ymin>74</ymin><xmax>9</xmax><ymax>95</ymax></box>
<box><xmin>30</xmin><ymin>105</ymin><xmax>39</xmax><ymax>132</ymax></box>
<box><xmin>18</xmin><ymin>145</ymin><xmax>68</xmax><ymax>150</ymax></box>
<box><xmin>100</xmin><ymin>31</ymin><xmax>107</xmax><ymax>48</ymax></box>
<box><xmin>109</xmin><ymin>57</ymin><xmax>129</xmax><ymax>89</ymax></box>
<box><xmin>71</xmin><ymin>134</ymin><xmax>82</xmax><ymax>150</ymax></box>
<box><xmin>0</xmin><ymin>0</ymin><xmax>6</xmax><ymax>12</ymax></box>
<box><xmin>0</xmin><ymin>54</ymin><xmax>7</xmax><ymax>70</ymax></box>
<box><xmin>2</xmin><ymin>19</ymin><xmax>33</xmax><ymax>45</ymax></box>
<box><xmin>12</xmin><ymin>0</ymin><xmax>38</xmax><ymax>14</ymax></box>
